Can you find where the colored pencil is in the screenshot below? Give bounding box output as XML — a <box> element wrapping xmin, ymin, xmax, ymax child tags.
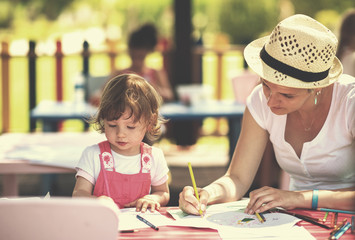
<box><xmin>334</xmin><ymin>212</ymin><xmax>339</xmax><ymax>227</ymax></box>
<box><xmin>319</xmin><ymin>208</ymin><xmax>355</xmax><ymax>215</ymax></box>
<box><xmin>276</xmin><ymin>209</ymin><xmax>331</xmax><ymax>229</ymax></box>
<box><xmin>188</xmin><ymin>162</ymin><xmax>203</xmax><ymax>216</ymax></box>
<box><xmin>255</xmin><ymin>212</ymin><xmax>264</xmax><ymax>223</ymax></box>
<box><xmin>259</xmin><ymin>212</ymin><xmax>266</xmax><ymax>222</ymax></box>
<box><xmin>136</xmin><ymin>215</ymin><xmax>159</xmax><ymax>231</ymax></box>
<box><xmin>331</xmin><ymin>222</ymin><xmax>351</xmax><ymax>239</ymax></box>
<box><xmin>322</xmin><ymin>211</ymin><xmax>329</xmax><ymax>223</ymax></box>
<box><xmin>276</xmin><ymin>209</ymin><xmax>319</xmax><ymax>222</ymax></box>
<box><xmin>119</xmin><ymin>230</ymin><xmax>139</xmax><ymax>233</ymax></box>
<box><xmin>329</xmin><ymin>219</ymin><xmax>347</xmax><ymax>237</ymax></box>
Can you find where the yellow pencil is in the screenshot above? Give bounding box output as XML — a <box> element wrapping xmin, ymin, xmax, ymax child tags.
<box><xmin>255</xmin><ymin>212</ymin><xmax>264</xmax><ymax>223</ymax></box>
<box><xmin>188</xmin><ymin>162</ymin><xmax>203</xmax><ymax>216</ymax></box>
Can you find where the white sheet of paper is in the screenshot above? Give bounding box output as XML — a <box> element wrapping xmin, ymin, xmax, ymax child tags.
<box><xmin>118</xmin><ymin>208</ymin><xmax>175</xmax><ymax>231</ymax></box>
<box><xmin>167</xmin><ymin>199</ymin><xmax>315</xmax><ymax>239</ymax></box>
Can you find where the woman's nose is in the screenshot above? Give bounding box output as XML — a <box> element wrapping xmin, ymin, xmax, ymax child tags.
<box><xmin>267</xmin><ymin>92</ymin><xmax>280</xmax><ymax>106</ymax></box>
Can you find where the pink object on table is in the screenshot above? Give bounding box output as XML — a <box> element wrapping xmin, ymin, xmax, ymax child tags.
<box><xmin>0</xmin><ymin>197</ymin><xmax>119</xmax><ymax>240</ymax></box>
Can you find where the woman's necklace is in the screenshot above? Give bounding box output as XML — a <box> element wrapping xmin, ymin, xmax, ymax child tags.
<box><xmin>299</xmin><ymin>116</ymin><xmax>315</xmax><ymax>132</ymax></box>
<box><xmin>298</xmin><ymin>92</ymin><xmax>319</xmax><ymax>132</ymax></box>
<box><xmin>298</xmin><ymin>92</ymin><xmax>322</xmax><ymax>132</ymax></box>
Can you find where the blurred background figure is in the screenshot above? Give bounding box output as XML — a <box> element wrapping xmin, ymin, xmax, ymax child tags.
<box><xmin>90</xmin><ymin>23</ymin><xmax>174</xmax><ymax>106</ymax></box>
<box><xmin>112</xmin><ymin>23</ymin><xmax>174</xmax><ymax>102</ymax></box>
<box><xmin>336</xmin><ymin>9</ymin><xmax>355</xmax><ymax>77</ymax></box>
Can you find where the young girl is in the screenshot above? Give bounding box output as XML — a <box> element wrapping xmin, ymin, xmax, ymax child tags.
<box><xmin>73</xmin><ymin>74</ymin><xmax>170</xmax><ymax>212</ymax></box>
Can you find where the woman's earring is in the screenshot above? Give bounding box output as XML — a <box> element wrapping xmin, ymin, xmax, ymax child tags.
<box><xmin>314</xmin><ymin>91</ymin><xmax>321</xmax><ymax>105</ymax></box>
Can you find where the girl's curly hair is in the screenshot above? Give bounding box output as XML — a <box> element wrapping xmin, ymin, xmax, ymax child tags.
<box><xmin>90</xmin><ymin>73</ymin><xmax>165</xmax><ymax>143</ymax></box>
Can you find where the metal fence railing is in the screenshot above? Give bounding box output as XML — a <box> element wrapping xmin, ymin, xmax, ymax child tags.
<box><xmin>1</xmin><ymin>40</ymin><xmax>245</xmax><ymax>133</ymax></box>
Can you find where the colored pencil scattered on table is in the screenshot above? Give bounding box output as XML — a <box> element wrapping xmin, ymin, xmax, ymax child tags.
<box><xmin>275</xmin><ymin>209</ymin><xmax>331</xmax><ymax>229</ymax></box>
<box><xmin>319</xmin><ymin>208</ymin><xmax>355</xmax><ymax>215</ymax></box>
<box><xmin>329</xmin><ymin>219</ymin><xmax>347</xmax><ymax>237</ymax></box>
<box><xmin>331</xmin><ymin>222</ymin><xmax>351</xmax><ymax>240</ymax></box>
<box><xmin>323</xmin><ymin>212</ymin><xmax>329</xmax><ymax>223</ymax></box>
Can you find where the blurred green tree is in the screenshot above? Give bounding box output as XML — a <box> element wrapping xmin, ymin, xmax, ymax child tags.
<box><xmin>218</xmin><ymin>0</ymin><xmax>280</xmax><ymax>45</ymax></box>
<box><xmin>0</xmin><ymin>0</ymin><xmax>74</xmax><ymax>27</ymax></box>
<box><xmin>290</xmin><ymin>0</ymin><xmax>354</xmax><ymax>17</ymax></box>
<box><xmin>0</xmin><ymin>0</ymin><xmax>172</xmax><ymax>41</ymax></box>
<box><xmin>0</xmin><ymin>0</ymin><xmax>354</xmax><ymax>43</ymax></box>
<box><xmin>214</xmin><ymin>0</ymin><xmax>354</xmax><ymax>45</ymax></box>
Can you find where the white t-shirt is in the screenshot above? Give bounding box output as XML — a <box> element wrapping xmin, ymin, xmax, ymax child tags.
<box><xmin>76</xmin><ymin>144</ymin><xmax>169</xmax><ymax>187</ymax></box>
<box><xmin>247</xmin><ymin>74</ymin><xmax>355</xmax><ymax>191</ymax></box>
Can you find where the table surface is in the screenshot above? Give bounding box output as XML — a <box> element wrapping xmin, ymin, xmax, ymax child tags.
<box><xmin>0</xmin><ymin>132</ymin><xmax>101</xmax><ymax>196</ymax></box>
<box><xmin>0</xmin><ymin>131</ymin><xmax>228</xmax><ymax>170</ymax></box>
<box><xmin>0</xmin><ymin>132</ymin><xmax>107</xmax><ymax>169</ymax></box>
<box><xmin>0</xmin><ymin>159</ymin><xmax>76</xmax><ymax>174</ymax></box>
<box><xmin>119</xmin><ymin>208</ymin><xmax>355</xmax><ymax>240</ymax></box>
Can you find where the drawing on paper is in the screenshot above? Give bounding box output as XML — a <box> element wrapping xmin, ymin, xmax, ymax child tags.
<box><xmin>206</xmin><ymin>210</ymin><xmax>286</xmax><ymax>228</ymax></box>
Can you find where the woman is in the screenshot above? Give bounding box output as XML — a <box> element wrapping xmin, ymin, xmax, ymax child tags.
<box><xmin>179</xmin><ymin>14</ymin><xmax>355</xmax><ymax>215</ymax></box>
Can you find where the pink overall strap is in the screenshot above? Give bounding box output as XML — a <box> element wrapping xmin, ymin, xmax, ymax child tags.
<box><xmin>140</xmin><ymin>142</ymin><xmax>153</xmax><ymax>173</ymax></box>
<box><xmin>98</xmin><ymin>141</ymin><xmax>113</xmax><ymax>198</ymax></box>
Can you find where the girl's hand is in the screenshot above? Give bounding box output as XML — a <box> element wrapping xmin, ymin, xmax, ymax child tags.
<box><xmin>178</xmin><ymin>186</ymin><xmax>209</xmax><ymax>215</ymax></box>
<box><xmin>245</xmin><ymin>186</ymin><xmax>303</xmax><ymax>214</ymax></box>
<box><xmin>124</xmin><ymin>195</ymin><xmax>161</xmax><ymax>213</ymax></box>
<box><xmin>98</xmin><ymin>195</ymin><xmax>115</xmax><ymax>204</ymax></box>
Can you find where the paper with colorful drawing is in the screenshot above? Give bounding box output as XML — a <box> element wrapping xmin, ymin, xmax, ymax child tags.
<box><xmin>167</xmin><ymin>198</ymin><xmax>315</xmax><ymax>239</ymax></box>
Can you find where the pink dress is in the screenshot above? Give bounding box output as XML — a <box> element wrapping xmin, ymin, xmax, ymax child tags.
<box><xmin>93</xmin><ymin>141</ymin><xmax>152</xmax><ymax>208</ymax></box>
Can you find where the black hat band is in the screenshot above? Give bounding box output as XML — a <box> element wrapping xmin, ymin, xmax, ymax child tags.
<box><xmin>260</xmin><ymin>46</ymin><xmax>330</xmax><ymax>82</ymax></box>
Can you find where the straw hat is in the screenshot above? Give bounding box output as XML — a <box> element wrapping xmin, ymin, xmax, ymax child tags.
<box><xmin>244</xmin><ymin>14</ymin><xmax>343</xmax><ymax>89</ymax></box>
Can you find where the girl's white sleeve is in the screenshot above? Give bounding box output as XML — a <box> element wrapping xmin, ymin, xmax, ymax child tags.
<box><xmin>151</xmin><ymin>147</ymin><xmax>169</xmax><ymax>186</ymax></box>
<box><xmin>75</xmin><ymin>144</ymin><xmax>100</xmax><ymax>184</ymax></box>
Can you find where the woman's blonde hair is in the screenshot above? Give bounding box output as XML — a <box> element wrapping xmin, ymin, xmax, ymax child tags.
<box><xmin>90</xmin><ymin>73</ymin><xmax>165</xmax><ymax>143</ymax></box>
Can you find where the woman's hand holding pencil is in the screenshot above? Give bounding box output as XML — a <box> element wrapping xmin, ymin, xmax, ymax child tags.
<box><xmin>179</xmin><ymin>185</ymin><xmax>208</xmax><ymax>215</ymax></box>
<box><xmin>178</xmin><ymin>163</ymin><xmax>208</xmax><ymax>216</ymax></box>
